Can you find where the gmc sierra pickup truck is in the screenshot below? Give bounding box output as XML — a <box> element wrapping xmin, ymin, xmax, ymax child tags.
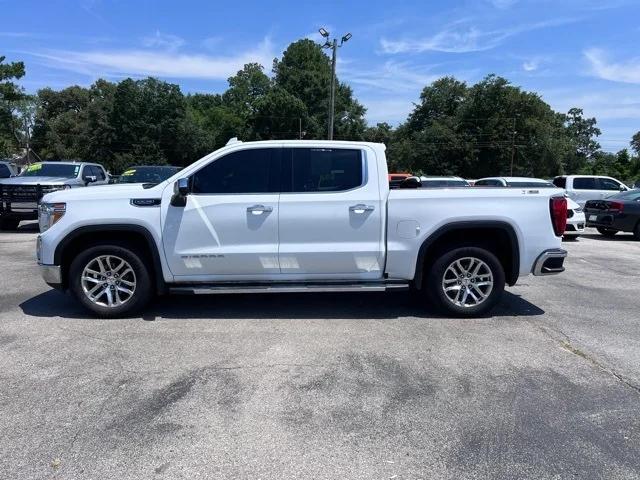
<box><xmin>36</xmin><ymin>140</ymin><xmax>568</xmax><ymax>318</ymax></box>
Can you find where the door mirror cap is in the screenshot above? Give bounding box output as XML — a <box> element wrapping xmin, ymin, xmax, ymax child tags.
<box><xmin>171</xmin><ymin>178</ymin><xmax>190</xmax><ymax>207</ymax></box>
<box><xmin>177</xmin><ymin>177</ymin><xmax>190</xmax><ymax>196</ymax></box>
<box><xmin>85</xmin><ymin>175</ymin><xmax>97</xmax><ymax>184</ymax></box>
<box><xmin>399</xmin><ymin>176</ymin><xmax>422</xmax><ymax>189</ymax></box>
<box><xmin>620</xmin><ymin>185</ymin><xmax>627</xmax><ymax>191</ymax></box>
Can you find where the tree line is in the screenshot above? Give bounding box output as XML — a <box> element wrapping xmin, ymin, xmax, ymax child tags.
<box><xmin>1</xmin><ymin>40</ymin><xmax>640</xmax><ymax>181</ymax></box>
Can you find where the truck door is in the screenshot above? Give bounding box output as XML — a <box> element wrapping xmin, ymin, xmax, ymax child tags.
<box><xmin>161</xmin><ymin>147</ymin><xmax>281</xmax><ymax>279</ymax></box>
<box><xmin>277</xmin><ymin>146</ymin><xmax>384</xmax><ymax>279</ymax></box>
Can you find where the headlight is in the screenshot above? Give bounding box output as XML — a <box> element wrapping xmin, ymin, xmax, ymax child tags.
<box><xmin>38</xmin><ymin>202</ymin><xmax>66</xmax><ymax>233</ymax></box>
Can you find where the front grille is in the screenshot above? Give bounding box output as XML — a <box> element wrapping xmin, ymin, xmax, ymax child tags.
<box><xmin>0</xmin><ymin>184</ymin><xmax>62</xmax><ymax>203</ymax></box>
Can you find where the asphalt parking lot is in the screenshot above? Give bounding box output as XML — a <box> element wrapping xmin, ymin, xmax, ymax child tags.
<box><xmin>1</xmin><ymin>223</ymin><xmax>639</xmax><ymax>480</ymax></box>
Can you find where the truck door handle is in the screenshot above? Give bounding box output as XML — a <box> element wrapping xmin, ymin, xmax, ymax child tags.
<box><xmin>349</xmin><ymin>204</ymin><xmax>375</xmax><ymax>214</ymax></box>
<box><xmin>247</xmin><ymin>204</ymin><xmax>273</xmax><ymax>215</ymax></box>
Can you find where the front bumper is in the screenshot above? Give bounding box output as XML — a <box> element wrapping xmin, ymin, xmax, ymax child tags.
<box><xmin>39</xmin><ymin>263</ymin><xmax>63</xmax><ymax>288</ymax></box>
<box><xmin>532</xmin><ymin>249</ymin><xmax>567</xmax><ymax>276</ymax></box>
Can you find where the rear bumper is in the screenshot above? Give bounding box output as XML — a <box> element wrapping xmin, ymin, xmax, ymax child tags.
<box><xmin>532</xmin><ymin>249</ymin><xmax>567</xmax><ymax>276</ymax></box>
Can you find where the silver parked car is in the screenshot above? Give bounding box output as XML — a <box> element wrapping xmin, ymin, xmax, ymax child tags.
<box><xmin>0</xmin><ymin>161</ymin><xmax>109</xmax><ymax>230</ymax></box>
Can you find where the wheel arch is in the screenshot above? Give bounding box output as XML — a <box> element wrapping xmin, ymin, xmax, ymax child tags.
<box><xmin>54</xmin><ymin>224</ymin><xmax>166</xmax><ymax>294</ymax></box>
<box><xmin>413</xmin><ymin>221</ymin><xmax>520</xmax><ymax>289</ymax></box>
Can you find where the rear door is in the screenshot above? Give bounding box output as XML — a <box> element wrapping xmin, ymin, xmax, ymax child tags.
<box><xmin>277</xmin><ymin>146</ymin><xmax>384</xmax><ymax>279</ymax></box>
<box><xmin>598</xmin><ymin>177</ymin><xmax>626</xmax><ymax>199</ymax></box>
<box><xmin>570</xmin><ymin>177</ymin><xmax>600</xmax><ymax>206</ymax></box>
<box><xmin>161</xmin><ymin>147</ymin><xmax>281</xmax><ymax>279</ymax></box>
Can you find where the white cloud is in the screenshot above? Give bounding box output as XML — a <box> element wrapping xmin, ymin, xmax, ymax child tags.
<box><xmin>141</xmin><ymin>31</ymin><xmax>185</xmax><ymax>52</ymax></box>
<box><xmin>522</xmin><ymin>60</ymin><xmax>539</xmax><ymax>71</ymax></box>
<box><xmin>25</xmin><ymin>37</ymin><xmax>275</xmax><ymax>80</ymax></box>
<box><xmin>345</xmin><ymin>60</ymin><xmax>440</xmax><ymax>94</ymax></box>
<box><xmin>584</xmin><ymin>48</ymin><xmax>640</xmax><ymax>84</ymax></box>
<box><xmin>380</xmin><ymin>17</ymin><xmax>579</xmax><ymax>54</ymax></box>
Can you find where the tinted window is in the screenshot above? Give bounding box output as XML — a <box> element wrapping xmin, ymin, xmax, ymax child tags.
<box><xmin>19</xmin><ymin>163</ymin><xmax>79</xmax><ymax>178</ymax></box>
<box><xmin>94</xmin><ymin>166</ymin><xmax>106</xmax><ymax>180</ymax></box>
<box><xmin>422</xmin><ymin>179</ymin><xmax>469</xmax><ymax>187</ymax></box>
<box><xmin>507</xmin><ymin>181</ymin><xmax>555</xmax><ymax>188</ymax></box>
<box><xmin>573</xmin><ymin>177</ymin><xmax>597</xmax><ymax>190</ymax></box>
<box><xmin>284</xmin><ymin>148</ymin><xmax>363</xmax><ymax>192</ymax></box>
<box><xmin>475</xmin><ymin>179</ymin><xmax>502</xmax><ymax>187</ymax></box>
<box><xmin>0</xmin><ymin>164</ymin><xmax>10</xmax><ymax>178</ymax></box>
<box><xmin>599</xmin><ymin>178</ymin><xmax>622</xmax><ymax>191</ymax></box>
<box><xmin>192</xmin><ymin>148</ymin><xmax>278</xmax><ymax>194</ymax></box>
<box><xmin>552</xmin><ymin>177</ymin><xmax>566</xmax><ymax>188</ymax></box>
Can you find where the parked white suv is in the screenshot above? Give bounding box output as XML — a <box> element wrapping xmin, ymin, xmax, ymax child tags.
<box><xmin>36</xmin><ymin>140</ymin><xmax>568</xmax><ymax>318</ymax></box>
<box><xmin>552</xmin><ymin>175</ymin><xmax>629</xmax><ymax>207</ymax></box>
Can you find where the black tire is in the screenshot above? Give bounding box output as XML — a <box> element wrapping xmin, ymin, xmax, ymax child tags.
<box><xmin>69</xmin><ymin>244</ymin><xmax>153</xmax><ymax>318</ymax></box>
<box><xmin>426</xmin><ymin>246</ymin><xmax>505</xmax><ymax>318</ymax></box>
<box><xmin>634</xmin><ymin>222</ymin><xmax>640</xmax><ymax>241</ymax></box>
<box><xmin>597</xmin><ymin>227</ymin><xmax>618</xmax><ymax>237</ymax></box>
<box><xmin>0</xmin><ymin>217</ymin><xmax>20</xmax><ymax>230</ymax></box>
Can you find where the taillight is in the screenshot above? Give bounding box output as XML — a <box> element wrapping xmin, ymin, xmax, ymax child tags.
<box><xmin>608</xmin><ymin>201</ymin><xmax>624</xmax><ymax>214</ymax></box>
<box><xmin>550</xmin><ymin>196</ymin><xmax>567</xmax><ymax>237</ymax></box>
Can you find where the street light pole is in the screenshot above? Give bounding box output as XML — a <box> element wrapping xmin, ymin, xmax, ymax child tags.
<box><xmin>328</xmin><ymin>38</ymin><xmax>337</xmax><ymax>140</ymax></box>
<box><xmin>319</xmin><ymin>29</ymin><xmax>351</xmax><ymax>140</ymax></box>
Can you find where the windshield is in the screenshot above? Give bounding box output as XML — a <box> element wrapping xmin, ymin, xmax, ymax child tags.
<box><xmin>118</xmin><ymin>166</ymin><xmax>180</xmax><ymax>184</ymax></box>
<box><xmin>19</xmin><ymin>163</ymin><xmax>79</xmax><ymax>178</ymax></box>
<box><xmin>609</xmin><ymin>189</ymin><xmax>640</xmax><ymax>201</ymax></box>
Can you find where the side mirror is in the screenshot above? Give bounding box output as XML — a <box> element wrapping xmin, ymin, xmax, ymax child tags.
<box><xmin>171</xmin><ymin>178</ymin><xmax>190</xmax><ymax>207</ymax></box>
<box><xmin>85</xmin><ymin>175</ymin><xmax>97</xmax><ymax>185</ymax></box>
<box><xmin>620</xmin><ymin>185</ymin><xmax>627</xmax><ymax>191</ymax></box>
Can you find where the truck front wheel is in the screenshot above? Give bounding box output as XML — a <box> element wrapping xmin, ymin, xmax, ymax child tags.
<box><xmin>69</xmin><ymin>244</ymin><xmax>153</xmax><ymax>318</ymax></box>
<box><xmin>426</xmin><ymin>247</ymin><xmax>505</xmax><ymax>317</ymax></box>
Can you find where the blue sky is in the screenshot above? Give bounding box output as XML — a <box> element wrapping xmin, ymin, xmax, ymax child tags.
<box><xmin>2</xmin><ymin>0</ymin><xmax>640</xmax><ymax>151</ymax></box>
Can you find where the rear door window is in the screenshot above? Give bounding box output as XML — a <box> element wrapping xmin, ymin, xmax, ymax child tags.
<box><xmin>552</xmin><ymin>177</ymin><xmax>566</xmax><ymax>188</ymax></box>
<box><xmin>283</xmin><ymin>148</ymin><xmax>363</xmax><ymax>193</ymax></box>
<box><xmin>573</xmin><ymin>177</ymin><xmax>598</xmax><ymax>190</ymax></box>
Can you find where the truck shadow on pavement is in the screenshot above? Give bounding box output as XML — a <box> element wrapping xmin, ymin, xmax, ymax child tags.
<box><xmin>19</xmin><ymin>290</ymin><xmax>544</xmax><ymax>320</ymax></box>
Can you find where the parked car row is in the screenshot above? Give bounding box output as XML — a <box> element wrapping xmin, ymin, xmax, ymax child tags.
<box><xmin>0</xmin><ymin>161</ymin><xmax>181</xmax><ymax>230</ymax></box>
<box><xmin>387</xmin><ymin>173</ymin><xmax>640</xmax><ymax>240</ymax></box>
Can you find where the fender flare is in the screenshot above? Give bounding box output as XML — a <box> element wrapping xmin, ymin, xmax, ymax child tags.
<box><xmin>54</xmin><ymin>224</ymin><xmax>166</xmax><ymax>294</ymax></box>
<box><xmin>413</xmin><ymin>220</ymin><xmax>520</xmax><ymax>289</ymax></box>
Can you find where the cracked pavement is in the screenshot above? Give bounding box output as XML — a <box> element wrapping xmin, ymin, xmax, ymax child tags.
<box><xmin>0</xmin><ymin>223</ymin><xmax>639</xmax><ymax>479</ymax></box>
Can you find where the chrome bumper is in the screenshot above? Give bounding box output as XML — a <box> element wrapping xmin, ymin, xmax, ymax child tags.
<box><xmin>39</xmin><ymin>264</ymin><xmax>62</xmax><ymax>285</ymax></box>
<box><xmin>532</xmin><ymin>249</ymin><xmax>567</xmax><ymax>276</ymax></box>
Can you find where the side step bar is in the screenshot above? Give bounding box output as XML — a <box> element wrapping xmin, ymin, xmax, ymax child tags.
<box><xmin>169</xmin><ymin>281</ymin><xmax>410</xmax><ymax>295</ymax></box>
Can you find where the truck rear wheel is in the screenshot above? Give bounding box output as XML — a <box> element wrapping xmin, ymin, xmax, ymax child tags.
<box><xmin>426</xmin><ymin>247</ymin><xmax>505</xmax><ymax>317</ymax></box>
<box><xmin>69</xmin><ymin>244</ymin><xmax>153</xmax><ymax>318</ymax></box>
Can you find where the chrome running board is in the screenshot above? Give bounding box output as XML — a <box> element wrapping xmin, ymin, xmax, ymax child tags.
<box><xmin>169</xmin><ymin>281</ymin><xmax>409</xmax><ymax>295</ymax></box>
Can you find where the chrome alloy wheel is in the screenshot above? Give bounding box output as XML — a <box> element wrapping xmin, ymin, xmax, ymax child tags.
<box><xmin>81</xmin><ymin>255</ymin><xmax>136</xmax><ymax>308</ymax></box>
<box><xmin>441</xmin><ymin>257</ymin><xmax>494</xmax><ymax>308</ymax></box>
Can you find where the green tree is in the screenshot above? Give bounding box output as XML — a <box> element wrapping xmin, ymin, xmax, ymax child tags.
<box><xmin>0</xmin><ymin>55</ymin><xmax>26</xmax><ymax>157</ymax></box>
<box><xmin>273</xmin><ymin>39</ymin><xmax>366</xmax><ymax>139</ymax></box>
<box><xmin>631</xmin><ymin>131</ymin><xmax>640</xmax><ymax>156</ymax></box>
<box><xmin>563</xmin><ymin>108</ymin><xmax>601</xmax><ymax>173</ymax></box>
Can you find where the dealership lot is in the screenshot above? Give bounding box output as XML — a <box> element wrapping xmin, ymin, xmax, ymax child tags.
<box><xmin>1</xmin><ymin>224</ymin><xmax>639</xmax><ymax>479</ymax></box>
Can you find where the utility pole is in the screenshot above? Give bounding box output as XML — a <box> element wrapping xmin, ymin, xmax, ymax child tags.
<box><xmin>509</xmin><ymin>117</ymin><xmax>517</xmax><ymax>176</ymax></box>
<box><xmin>319</xmin><ymin>28</ymin><xmax>352</xmax><ymax>140</ymax></box>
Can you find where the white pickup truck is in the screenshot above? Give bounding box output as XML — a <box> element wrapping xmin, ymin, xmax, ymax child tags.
<box><xmin>36</xmin><ymin>140</ymin><xmax>568</xmax><ymax>318</ymax></box>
